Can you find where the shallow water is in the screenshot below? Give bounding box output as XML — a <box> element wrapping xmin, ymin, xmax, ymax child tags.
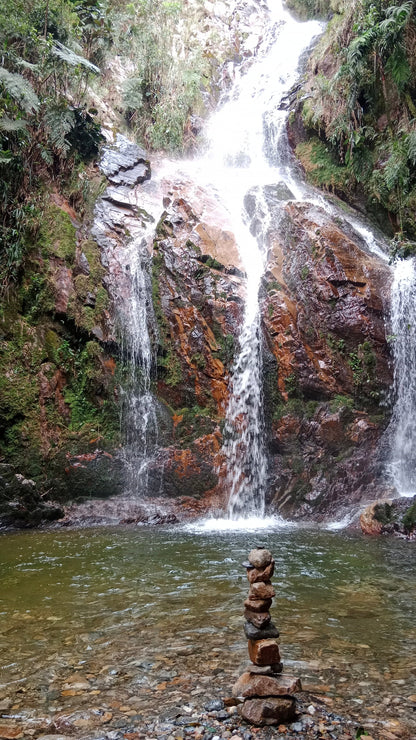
<box><xmin>0</xmin><ymin>525</ymin><xmax>415</xmax><ymax>736</ymax></box>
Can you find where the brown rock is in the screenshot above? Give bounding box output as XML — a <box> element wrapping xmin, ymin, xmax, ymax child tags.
<box><xmin>248</xmin><ymin>548</ymin><xmax>273</xmax><ymax>568</ymax></box>
<box><xmin>238</xmin><ymin>696</ymin><xmax>296</xmax><ymax>726</ymax></box>
<box><xmin>232</xmin><ymin>672</ymin><xmax>301</xmax><ymax>698</ymax></box>
<box><xmin>360</xmin><ymin>500</ymin><xmax>390</xmax><ymax>536</ymax></box>
<box><xmin>247</xmin><ymin>560</ymin><xmax>275</xmax><ymax>583</ymax></box>
<box><xmin>249</xmin><ymin>581</ymin><xmax>275</xmax><ymax>600</ymax></box>
<box><xmin>0</xmin><ymin>728</ymin><xmax>23</xmax><ymax>740</ymax></box>
<box><xmin>248</xmin><ymin>639</ymin><xmax>281</xmax><ymax>666</ymax></box>
<box><xmin>243</xmin><ymin>609</ymin><xmax>271</xmax><ymax>628</ymax></box>
<box><xmin>244</xmin><ymin>598</ymin><xmax>273</xmax><ymax>613</ymax></box>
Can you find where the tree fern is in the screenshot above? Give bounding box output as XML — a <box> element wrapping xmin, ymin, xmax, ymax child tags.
<box><xmin>43</xmin><ymin>103</ymin><xmax>76</xmax><ymax>154</ymax></box>
<box><xmin>0</xmin><ymin>67</ymin><xmax>39</xmax><ymax>113</ymax></box>
<box><xmin>0</xmin><ymin>117</ymin><xmax>28</xmax><ymax>132</ymax></box>
<box><xmin>51</xmin><ymin>42</ymin><xmax>100</xmax><ymax>73</ymax></box>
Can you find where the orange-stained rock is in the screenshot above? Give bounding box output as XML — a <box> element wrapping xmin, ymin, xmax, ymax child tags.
<box><xmin>232</xmin><ymin>672</ymin><xmax>301</xmax><ymax>698</ymax></box>
<box><xmin>360</xmin><ymin>500</ymin><xmax>391</xmax><ymax>536</ymax></box>
<box><xmin>248</xmin><ymin>639</ymin><xmax>281</xmax><ymax>666</ymax></box>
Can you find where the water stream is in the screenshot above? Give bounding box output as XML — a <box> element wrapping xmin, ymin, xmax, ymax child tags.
<box><xmin>0</xmin><ymin>526</ymin><xmax>415</xmax><ymax>737</ymax></box>
<box><xmin>388</xmin><ymin>257</ymin><xmax>416</xmax><ymax>496</ymax></box>
<box><xmin>119</xmin><ymin>233</ymin><xmax>159</xmax><ymax>494</ymax></box>
<box><xmin>180</xmin><ymin>3</ymin><xmax>324</xmax><ymax>519</ymax></box>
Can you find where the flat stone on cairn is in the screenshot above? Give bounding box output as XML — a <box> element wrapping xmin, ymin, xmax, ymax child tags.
<box><xmin>232</xmin><ymin>547</ymin><xmax>301</xmax><ymax>726</ymax></box>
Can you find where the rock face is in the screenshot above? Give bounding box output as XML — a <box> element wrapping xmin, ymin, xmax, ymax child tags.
<box><xmin>0</xmin><ymin>124</ymin><xmax>395</xmax><ymax>526</ymax></box>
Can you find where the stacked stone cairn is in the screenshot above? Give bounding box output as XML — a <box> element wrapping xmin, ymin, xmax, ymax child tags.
<box><xmin>232</xmin><ymin>547</ymin><xmax>301</xmax><ymax>726</ymax></box>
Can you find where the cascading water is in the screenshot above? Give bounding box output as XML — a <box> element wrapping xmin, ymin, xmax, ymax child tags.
<box><xmin>120</xmin><ymin>233</ymin><xmax>159</xmax><ymax>493</ymax></box>
<box><xmin>190</xmin><ymin>3</ymin><xmax>323</xmax><ymax>519</ymax></box>
<box><xmin>388</xmin><ymin>257</ymin><xmax>416</xmax><ymax>496</ymax></box>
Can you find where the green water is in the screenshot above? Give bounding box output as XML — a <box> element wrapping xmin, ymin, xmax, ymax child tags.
<box><xmin>0</xmin><ymin>525</ymin><xmax>415</xmax><ymax>736</ymax></box>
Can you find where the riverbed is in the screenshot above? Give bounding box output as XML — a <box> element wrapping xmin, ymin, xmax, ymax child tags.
<box><xmin>0</xmin><ymin>524</ymin><xmax>415</xmax><ymax>738</ymax></box>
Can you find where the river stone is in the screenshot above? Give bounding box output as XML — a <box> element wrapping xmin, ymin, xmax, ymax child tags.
<box><xmin>248</xmin><ymin>581</ymin><xmax>275</xmax><ymax>600</ymax></box>
<box><xmin>244</xmin><ymin>620</ymin><xmax>279</xmax><ymax>641</ymax></box>
<box><xmin>232</xmin><ymin>672</ymin><xmax>301</xmax><ymax>698</ymax></box>
<box><xmin>248</xmin><ymin>639</ymin><xmax>281</xmax><ymax>666</ymax></box>
<box><xmin>246</xmin><ymin>663</ymin><xmax>283</xmax><ymax>675</ymax></box>
<box><xmin>247</xmin><ymin>560</ymin><xmax>275</xmax><ymax>583</ymax></box>
<box><xmin>248</xmin><ymin>548</ymin><xmax>272</xmax><ymax>568</ymax></box>
<box><xmin>243</xmin><ymin>609</ymin><xmax>271</xmax><ymax>628</ymax></box>
<box><xmin>238</xmin><ymin>696</ymin><xmax>296</xmax><ymax>726</ymax></box>
<box><xmin>244</xmin><ymin>597</ymin><xmax>272</xmax><ymax>613</ymax></box>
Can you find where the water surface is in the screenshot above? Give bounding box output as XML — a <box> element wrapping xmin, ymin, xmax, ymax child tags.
<box><xmin>0</xmin><ymin>526</ymin><xmax>415</xmax><ymax>736</ymax></box>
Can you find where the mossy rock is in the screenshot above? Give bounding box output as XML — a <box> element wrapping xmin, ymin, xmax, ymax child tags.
<box><xmin>38</xmin><ymin>204</ymin><xmax>77</xmax><ymax>265</ymax></box>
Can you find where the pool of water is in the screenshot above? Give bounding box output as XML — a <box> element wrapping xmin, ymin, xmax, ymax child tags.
<box><xmin>0</xmin><ymin>524</ymin><xmax>415</xmax><ymax>736</ymax></box>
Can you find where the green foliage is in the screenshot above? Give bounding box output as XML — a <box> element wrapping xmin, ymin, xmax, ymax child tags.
<box><xmin>296</xmin><ymin>0</ymin><xmax>416</xmax><ymax>239</ymax></box>
<box><xmin>119</xmin><ymin>0</ymin><xmax>209</xmax><ymax>152</ymax></box>
<box><xmin>330</xmin><ymin>394</ymin><xmax>354</xmax><ymax>412</ymax></box>
<box><xmin>402</xmin><ymin>502</ymin><xmax>416</xmax><ymax>532</ymax></box>
<box><xmin>160</xmin><ymin>347</ymin><xmax>183</xmax><ymax>387</ymax></box>
<box><xmin>284</xmin><ymin>0</ymin><xmax>335</xmax><ymax>20</ymax></box>
<box><xmin>348</xmin><ymin>340</ymin><xmax>380</xmax><ymax>405</ymax></box>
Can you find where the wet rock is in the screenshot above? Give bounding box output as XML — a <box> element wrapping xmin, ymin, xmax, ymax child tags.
<box><xmin>245</xmin><ymin>663</ymin><xmax>283</xmax><ymax>675</ymax></box>
<box><xmin>238</xmin><ymin>696</ymin><xmax>296</xmax><ymax>726</ymax></box>
<box><xmin>246</xmin><ymin>560</ymin><xmax>275</xmax><ymax>583</ymax></box>
<box><xmin>232</xmin><ymin>673</ymin><xmax>301</xmax><ymax>698</ymax></box>
<box><xmin>243</xmin><ymin>610</ymin><xmax>271</xmax><ymax>628</ymax></box>
<box><xmin>100</xmin><ymin>134</ymin><xmax>151</xmax><ymax>186</ymax></box>
<box><xmin>243</xmin><ymin>620</ymin><xmax>279</xmax><ymax>641</ymax></box>
<box><xmin>248</xmin><ymin>582</ymin><xmax>275</xmax><ymax>601</ymax></box>
<box><xmin>248</xmin><ymin>549</ymin><xmax>273</xmax><ymax>568</ymax></box>
<box><xmin>248</xmin><ymin>639</ymin><xmax>281</xmax><ymax>666</ymax></box>
<box><xmin>244</xmin><ymin>598</ymin><xmax>273</xmax><ymax>613</ymax></box>
<box><xmin>204</xmin><ymin>699</ymin><xmax>225</xmax><ymax>712</ymax></box>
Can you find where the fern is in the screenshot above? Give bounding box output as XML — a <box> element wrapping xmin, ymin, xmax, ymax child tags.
<box><xmin>0</xmin><ymin>67</ymin><xmax>39</xmax><ymax>113</ymax></box>
<box><xmin>406</xmin><ymin>129</ymin><xmax>416</xmax><ymax>166</ymax></box>
<box><xmin>0</xmin><ymin>117</ymin><xmax>28</xmax><ymax>132</ymax></box>
<box><xmin>43</xmin><ymin>104</ymin><xmax>76</xmax><ymax>154</ymax></box>
<box><xmin>51</xmin><ymin>42</ymin><xmax>100</xmax><ymax>74</ymax></box>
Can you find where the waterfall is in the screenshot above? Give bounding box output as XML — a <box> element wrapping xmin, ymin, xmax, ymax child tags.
<box><xmin>120</xmin><ymin>234</ymin><xmax>159</xmax><ymax>493</ymax></box>
<box><xmin>191</xmin><ymin>2</ymin><xmax>323</xmax><ymax>518</ymax></box>
<box><xmin>388</xmin><ymin>257</ymin><xmax>416</xmax><ymax>496</ymax></box>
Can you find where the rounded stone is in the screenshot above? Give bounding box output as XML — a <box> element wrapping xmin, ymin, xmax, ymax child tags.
<box><xmin>248</xmin><ymin>581</ymin><xmax>275</xmax><ymax>601</ymax></box>
<box><xmin>238</xmin><ymin>696</ymin><xmax>296</xmax><ymax>726</ymax></box>
<box><xmin>244</xmin><ymin>598</ymin><xmax>273</xmax><ymax>613</ymax></box>
<box><xmin>248</xmin><ymin>548</ymin><xmax>273</xmax><ymax>568</ymax></box>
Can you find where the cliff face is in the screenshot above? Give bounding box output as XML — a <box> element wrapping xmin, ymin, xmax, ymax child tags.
<box><xmin>0</xmin><ymin>0</ymin><xmax>402</xmax><ymax>528</ymax></box>
<box><xmin>0</xmin><ymin>131</ymin><xmax>394</xmax><ymax>527</ymax></box>
<box><xmin>77</xmin><ymin>137</ymin><xmax>393</xmax><ymax>524</ymax></box>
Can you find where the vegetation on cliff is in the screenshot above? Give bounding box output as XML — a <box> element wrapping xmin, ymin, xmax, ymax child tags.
<box><xmin>288</xmin><ymin>0</ymin><xmax>416</xmax><ymax>251</ymax></box>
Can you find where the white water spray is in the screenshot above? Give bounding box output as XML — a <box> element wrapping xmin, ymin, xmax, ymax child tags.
<box><xmin>193</xmin><ymin>3</ymin><xmax>323</xmax><ymax>519</ymax></box>
<box><xmin>120</xmin><ymin>232</ymin><xmax>159</xmax><ymax>492</ymax></box>
<box><xmin>388</xmin><ymin>257</ymin><xmax>416</xmax><ymax>496</ymax></box>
